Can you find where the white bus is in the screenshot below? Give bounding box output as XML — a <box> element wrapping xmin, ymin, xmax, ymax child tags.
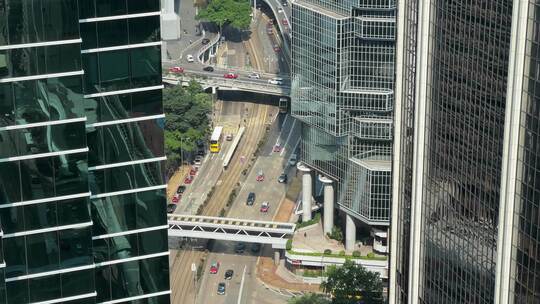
<box><xmin>209</xmin><ymin>126</ymin><xmax>223</xmax><ymax>153</ymax></box>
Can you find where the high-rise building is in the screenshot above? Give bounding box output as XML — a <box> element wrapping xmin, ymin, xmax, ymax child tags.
<box><xmin>0</xmin><ymin>1</ymin><xmax>170</xmax><ymax>303</ymax></box>
<box><xmin>390</xmin><ymin>0</ymin><xmax>540</xmax><ymax>303</ymax></box>
<box><xmin>291</xmin><ymin>0</ymin><xmax>395</xmax><ymax>252</ymax></box>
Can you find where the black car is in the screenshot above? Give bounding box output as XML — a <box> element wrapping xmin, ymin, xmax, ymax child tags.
<box><xmin>246</xmin><ymin>192</ymin><xmax>256</xmax><ymax>205</ymax></box>
<box><xmin>197</xmin><ymin>149</ymin><xmax>205</xmax><ymax>156</ymax></box>
<box><xmin>203</xmin><ymin>66</ymin><xmax>214</xmax><ymax>72</ymax></box>
<box><xmin>224</xmin><ymin>269</ymin><xmax>234</xmax><ymax>280</ymax></box>
<box><xmin>177</xmin><ymin>185</ymin><xmax>186</xmax><ymax>194</ymax></box>
<box><xmin>202</xmin><ymin>38</ymin><xmax>210</xmax><ymax>44</ymax></box>
<box><xmin>235</xmin><ymin>242</ymin><xmax>246</xmax><ymax>253</ymax></box>
<box><xmin>167</xmin><ymin>204</ymin><xmax>177</xmax><ymax>213</ymax></box>
<box><xmin>217</xmin><ymin>282</ymin><xmax>226</xmax><ymax>295</ymax></box>
<box><xmin>278</xmin><ymin>173</ymin><xmax>287</xmax><ymax>183</ymax></box>
<box><xmin>251</xmin><ymin>243</ymin><xmax>261</xmax><ymax>253</ymax></box>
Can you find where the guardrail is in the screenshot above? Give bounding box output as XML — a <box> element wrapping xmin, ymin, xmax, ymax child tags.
<box><xmin>223</xmin><ymin>126</ymin><xmax>245</xmax><ymax>168</ymax></box>
<box><xmin>197</xmin><ymin>31</ymin><xmax>221</xmax><ymax>64</ymax></box>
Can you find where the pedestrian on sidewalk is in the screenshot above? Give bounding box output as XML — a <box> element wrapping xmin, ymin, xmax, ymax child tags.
<box><xmin>304</xmin><ymin>232</ymin><xmax>307</xmax><ymax>238</ymax></box>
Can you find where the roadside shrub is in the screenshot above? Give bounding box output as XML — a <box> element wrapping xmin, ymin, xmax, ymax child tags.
<box><xmin>352</xmin><ymin>250</ymin><xmax>361</xmax><ymax>258</ymax></box>
<box><xmin>328</xmin><ymin>226</ymin><xmax>344</xmax><ymax>242</ymax></box>
<box><xmin>338</xmin><ymin>250</ymin><xmax>346</xmax><ymax>256</ymax></box>
<box><xmin>286</xmin><ymin>239</ymin><xmax>292</xmax><ymax>250</ymax></box>
<box><xmin>323</xmin><ymin>249</ymin><xmax>332</xmax><ymax>255</ymax></box>
<box><xmin>367</xmin><ymin>252</ymin><xmax>375</xmax><ymax>259</ymax></box>
<box><xmin>219</xmin><ymin>208</ymin><xmax>226</xmax><ymax>216</ymax></box>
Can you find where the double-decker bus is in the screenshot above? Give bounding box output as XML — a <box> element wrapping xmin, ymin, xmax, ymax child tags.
<box><xmin>209</xmin><ymin>126</ymin><xmax>223</xmax><ymax>153</ymax></box>
<box><xmin>279</xmin><ymin>97</ymin><xmax>288</xmax><ymax>113</ymax></box>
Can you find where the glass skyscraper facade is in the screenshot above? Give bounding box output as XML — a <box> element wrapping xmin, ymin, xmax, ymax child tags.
<box><xmin>0</xmin><ymin>1</ymin><xmax>170</xmax><ymax>303</ymax></box>
<box><xmin>390</xmin><ymin>0</ymin><xmax>540</xmax><ymax>303</ymax></box>
<box><xmin>291</xmin><ymin>0</ymin><xmax>395</xmax><ymax>226</ymax></box>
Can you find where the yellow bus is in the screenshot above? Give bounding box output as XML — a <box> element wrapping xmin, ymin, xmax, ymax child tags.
<box><xmin>209</xmin><ymin>126</ymin><xmax>223</xmax><ymax>153</ymax></box>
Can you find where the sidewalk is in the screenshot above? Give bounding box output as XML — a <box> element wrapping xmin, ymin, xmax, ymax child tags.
<box><xmin>167</xmin><ymin>165</ymin><xmax>190</xmax><ymax>200</ymax></box>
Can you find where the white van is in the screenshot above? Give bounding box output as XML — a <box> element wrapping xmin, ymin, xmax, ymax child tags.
<box><xmin>288</xmin><ymin>153</ymin><xmax>297</xmax><ymax>166</ymax></box>
<box><xmin>187</xmin><ymin>54</ymin><xmax>194</xmax><ymax>62</ymax></box>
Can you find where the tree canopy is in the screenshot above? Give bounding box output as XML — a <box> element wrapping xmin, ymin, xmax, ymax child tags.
<box><xmin>321</xmin><ymin>260</ymin><xmax>384</xmax><ymax>304</ymax></box>
<box><xmin>163</xmin><ymin>81</ymin><xmax>212</xmax><ymax>171</ymax></box>
<box><xmin>196</xmin><ymin>0</ymin><xmax>251</xmax><ymax>30</ymax></box>
<box><xmin>288</xmin><ymin>293</ymin><xmax>330</xmax><ymax>304</ymax></box>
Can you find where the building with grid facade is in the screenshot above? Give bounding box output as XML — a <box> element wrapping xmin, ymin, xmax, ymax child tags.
<box><xmin>390</xmin><ymin>0</ymin><xmax>540</xmax><ymax>303</ymax></box>
<box><xmin>291</xmin><ymin>0</ymin><xmax>395</xmax><ymax>251</ymax></box>
<box><xmin>0</xmin><ymin>1</ymin><xmax>170</xmax><ymax>303</ymax></box>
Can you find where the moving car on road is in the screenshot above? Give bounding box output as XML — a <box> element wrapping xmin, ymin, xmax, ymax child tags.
<box><xmin>217</xmin><ymin>282</ymin><xmax>226</xmax><ymax>295</ymax></box>
<box><xmin>224</xmin><ymin>269</ymin><xmax>234</xmax><ymax>280</ymax></box>
<box><xmin>268</xmin><ymin>77</ymin><xmax>283</xmax><ymax>85</ymax></box>
<box><xmin>273</xmin><ymin>144</ymin><xmax>282</xmax><ymax>152</ymax></box>
<box><xmin>224</xmin><ymin>72</ymin><xmax>238</xmax><ymax>79</ymax></box>
<box><xmin>278</xmin><ymin>173</ymin><xmax>288</xmax><ymax>183</ymax></box>
<box><xmin>168</xmin><ymin>66</ymin><xmax>184</xmax><ymax>74</ymax></box>
<box><xmin>172</xmin><ymin>193</ymin><xmax>181</xmax><ymax>203</ymax></box>
<box><xmin>202</xmin><ymin>38</ymin><xmax>210</xmax><ymax>44</ymax></box>
<box><xmin>226</xmin><ymin>133</ymin><xmax>233</xmax><ymax>141</ymax></box>
<box><xmin>248</xmin><ymin>72</ymin><xmax>260</xmax><ymax>79</ymax></box>
<box><xmin>246</xmin><ymin>192</ymin><xmax>256</xmax><ymax>206</ymax></box>
<box><xmin>203</xmin><ymin>66</ymin><xmax>214</xmax><ymax>72</ymax></box>
<box><xmin>194</xmin><ymin>155</ymin><xmax>204</xmax><ymax>166</ymax></box>
<box><xmin>273</xmin><ymin>45</ymin><xmax>281</xmax><ymax>52</ymax></box>
<box><xmin>189</xmin><ymin>167</ymin><xmax>198</xmax><ymax>176</ymax></box>
<box><xmin>260</xmin><ymin>201</ymin><xmax>270</xmax><ymax>213</ymax></box>
<box><xmin>167</xmin><ymin>204</ymin><xmax>177</xmax><ymax>213</ymax></box>
<box><xmin>186</xmin><ymin>54</ymin><xmax>194</xmax><ymax>62</ymax></box>
<box><xmin>289</xmin><ymin>153</ymin><xmax>298</xmax><ymax>166</ymax></box>
<box><xmin>282</xmin><ymin>19</ymin><xmax>288</xmax><ymax>25</ymax></box>
<box><xmin>210</xmin><ymin>261</ymin><xmax>220</xmax><ymax>274</ymax></box>
<box><xmin>184</xmin><ymin>175</ymin><xmax>193</xmax><ymax>184</ymax></box>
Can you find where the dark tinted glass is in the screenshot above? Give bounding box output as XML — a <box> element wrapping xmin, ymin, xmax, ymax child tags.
<box><xmin>46</xmin><ymin>43</ymin><xmax>81</xmax><ymax>74</ymax></box>
<box><xmin>99</xmin><ymin>93</ymin><xmax>131</xmax><ymax>122</ymax></box>
<box><xmin>58</xmin><ymin>197</ymin><xmax>91</xmax><ymax>226</ymax></box>
<box><xmin>138</xmin><ymin>229</ymin><xmax>168</xmax><ymax>255</ymax></box>
<box><xmin>47</xmin><ymin>75</ymin><xmax>85</xmax><ymax>122</ymax></box>
<box><xmin>43</xmin><ymin>0</ymin><xmax>80</xmax><ymax>42</ymax></box>
<box><xmin>0</xmin><ymin>129</ymin><xmax>21</xmax><ymax>158</ymax></box>
<box><xmin>102</xmin><ymin>123</ymin><xmax>134</xmax><ymax>164</ymax></box>
<box><xmin>99</xmin><ymin>50</ymin><xmax>130</xmax><ymax>91</ymax></box>
<box><xmin>0</xmin><ymin>206</ymin><xmax>24</xmax><ymax>234</ymax></box>
<box><xmin>0</xmin><ymin>83</ymin><xmax>14</xmax><ymax>123</ymax></box>
<box><xmin>91</xmin><ymin>193</ymin><xmax>136</xmax><ymax>235</ymax></box>
<box><xmin>97</xmin><ymin>19</ymin><xmax>128</xmax><ymax>47</ymax></box>
<box><xmin>0</xmin><ymin>161</ymin><xmax>22</xmax><ymax>203</ymax></box>
<box><xmin>4</xmin><ymin>236</ymin><xmax>26</xmax><ymax>277</ymax></box>
<box><xmin>132</xmin><ymin>119</ymin><xmax>165</xmax><ymax>160</ymax></box>
<box><xmin>86</xmin><ymin>127</ymin><xmax>104</xmax><ymax>166</ymax></box>
<box><xmin>96</xmin><ymin>0</ymin><xmax>127</xmax><ymax>17</ymax></box>
<box><xmin>29</xmin><ymin>275</ymin><xmax>61</xmax><ymax>303</ymax></box>
<box><xmin>61</xmin><ymin>269</ymin><xmax>95</xmax><ymax>297</ymax></box>
<box><xmin>109</xmin><ymin>233</ymin><xmax>138</xmax><ymax>260</ymax></box>
<box><xmin>50</xmin><ymin>121</ymin><xmax>86</xmax><ymax>152</ymax></box>
<box><xmin>127</xmin><ymin>0</ymin><xmax>160</xmax><ymax>14</ymax></box>
<box><xmin>0</xmin><ymin>2</ymin><xmax>7</xmax><ymax>45</ymax></box>
<box><xmin>95</xmin><ymin>266</ymin><xmax>112</xmax><ymax>302</ymax></box>
<box><xmin>130</xmin><ymin>46</ymin><xmax>161</xmax><ymax>87</ymax></box>
<box><xmin>128</xmin><ymin>16</ymin><xmax>160</xmax><ymax>44</ymax></box>
<box><xmin>6</xmin><ymin>279</ymin><xmax>29</xmax><ymax>303</ymax></box>
<box><xmin>134</xmin><ymin>160</ymin><xmax>164</xmax><ymax>188</ymax></box>
<box><xmin>82</xmin><ymin>53</ymin><xmax>100</xmax><ymax>94</ymax></box>
<box><xmin>20</xmin><ymin>156</ymin><xmax>55</xmax><ymax>201</ymax></box>
<box><xmin>135</xmin><ymin>189</ymin><xmax>166</xmax><ymax>229</ymax></box>
<box><xmin>27</xmin><ymin>231</ymin><xmax>60</xmax><ymax>274</ymax></box>
<box><xmin>59</xmin><ymin>227</ymin><xmax>93</xmax><ymax>268</ymax></box>
<box><xmin>79</xmin><ymin>0</ymin><xmax>96</xmax><ymax>19</ymax></box>
<box><xmin>92</xmin><ymin>238</ymin><xmax>109</xmax><ymax>263</ymax></box>
<box><xmin>13</xmin><ymin>80</ymin><xmax>49</xmax><ymax>125</ymax></box>
<box><xmin>54</xmin><ymin>151</ymin><xmax>89</xmax><ymax>196</ymax></box>
<box><xmin>24</xmin><ymin>202</ymin><xmax>57</xmax><ymax>231</ymax></box>
<box><xmin>131</xmin><ymin>89</ymin><xmax>162</xmax><ymax>117</ymax></box>
<box><xmin>80</xmin><ymin>22</ymin><xmax>98</xmax><ymax>50</ymax></box>
<box><xmin>139</xmin><ymin>256</ymin><xmax>169</xmax><ymax>292</ymax></box>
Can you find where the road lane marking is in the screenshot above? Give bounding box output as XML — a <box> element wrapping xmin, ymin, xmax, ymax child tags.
<box><xmin>237</xmin><ymin>265</ymin><xmax>247</xmax><ymax>304</ymax></box>
<box><xmin>280</xmin><ymin>118</ymin><xmax>296</xmax><ymax>156</ymax></box>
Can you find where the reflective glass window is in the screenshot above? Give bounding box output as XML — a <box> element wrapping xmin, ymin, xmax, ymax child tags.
<box><xmin>99</xmin><ymin>93</ymin><xmax>131</xmax><ymax>122</ymax></box>
<box><xmin>0</xmin><ymin>1</ymin><xmax>7</xmax><ymax>46</ymax></box>
<box><xmin>47</xmin><ymin>75</ymin><xmax>85</xmax><ymax>122</ymax></box>
<box><xmin>59</xmin><ymin>227</ymin><xmax>93</xmax><ymax>268</ymax></box>
<box><xmin>0</xmin><ymin>129</ymin><xmax>21</xmax><ymax>158</ymax></box>
<box><xmin>24</xmin><ymin>202</ymin><xmax>57</xmax><ymax>231</ymax></box>
<box><xmin>93</xmin><ymin>238</ymin><xmax>109</xmax><ymax>263</ymax></box>
<box><xmin>61</xmin><ymin>269</ymin><xmax>95</xmax><ymax>297</ymax></box>
<box><xmin>135</xmin><ymin>189</ymin><xmax>166</xmax><ymax>229</ymax></box>
<box><xmin>7</xmin><ymin>0</ymin><xmax>44</xmax><ymax>44</ymax></box>
<box><xmin>42</xmin><ymin>0</ymin><xmax>79</xmax><ymax>42</ymax></box>
<box><xmin>13</xmin><ymin>80</ymin><xmax>49</xmax><ymax>125</ymax></box>
<box><xmin>82</xmin><ymin>53</ymin><xmax>100</xmax><ymax>94</ymax></box>
<box><xmin>79</xmin><ymin>0</ymin><xmax>96</xmax><ymax>19</ymax></box>
<box><xmin>110</xmin><ymin>260</ymin><xmax>139</xmax><ymax>299</ymax></box>
<box><xmin>128</xmin><ymin>16</ymin><xmax>160</xmax><ymax>44</ymax></box>
<box><xmin>134</xmin><ymin>160</ymin><xmax>164</xmax><ymax>189</ymax></box>
<box><xmin>58</xmin><ymin>197</ymin><xmax>91</xmax><ymax>226</ymax></box>
<box><xmin>80</xmin><ymin>22</ymin><xmax>98</xmax><ymax>50</ymax></box>
<box><xmin>49</xmin><ymin>121</ymin><xmax>86</xmax><ymax>152</ymax></box>
<box><xmin>19</xmin><ymin>125</ymin><xmax>50</xmax><ymax>155</ymax></box>
<box><xmin>98</xmin><ymin>19</ymin><xmax>128</xmax><ymax>47</ymax></box>
<box><xmin>29</xmin><ymin>274</ymin><xmax>61</xmax><ymax>303</ymax></box>
<box><xmin>138</xmin><ymin>229</ymin><xmax>167</xmax><ymax>255</ymax></box>
<box><xmin>4</xmin><ymin>236</ymin><xmax>26</xmax><ymax>277</ymax></box>
<box><xmin>10</xmin><ymin>47</ymin><xmax>45</xmax><ymax>77</ymax></box>
<box><xmin>20</xmin><ymin>156</ymin><xmax>55</xmax><ymax>201</ymax></box>
<box><xmin>131</xmin><ymin>89</ymin><xmax>162</xmax><ymax>117</ymax></box>
<box><xmin>96</xmin><ymin>0</ymin><xmax>127</xmax><ymax>17</ymax></box>
<box><xmin>6</xmin><ymin>279</ymin><xmax>29</xmax><ymax>303</ymax></box>
<box><xmin>102</xmin><ymin>123</ymin><xmax>134</xmax><ymax>164</ymax></box>
<box><xmin>132</xmin><ymin>119</ymin><xmax>165</xmax><ymax>160</ymax></box>
<box><xmin>127</xmin><ymin>0</ymin><xmax>160</xmax><ymax>14</ymax></box>
<box><xmin>91</xmin><ymin>193</ymin><xmax>136</xmax><ymax>235</ymax></box>
<box><xmin>95</xmin><ymin>266</ymin><xmax>111</xmax><ymax>302</ymax></box>
<box><xmin>0</xmin><ymin>83</ymin><xmax>14</xmax><ymax>123</ymax></box>
<box><xmin>139</xmin><ymin>256</ymin><xmax>169</xmax><ymax>293</ymax></box>
<box><xmin>0</xmin><ymin>50</ymin><xmax>7</xmax><ymax>77</ymax></box>
<box><xmin>109</xmin><ymin>233</ymin><xmax>138</xmax><ymax>261</ymax></box>
<box><xmin>1</xmin><ymin>206</ymin><xmax>24</xmax><ymax>235</ymax></box>
<box><xmin>130</xmin><ymin>46</ymin><xmax>161</xmax><ymax>87</ymax></box>
<box><xmin>0</xmin><ymin>161</ymin><xmax>22</xmax><ymax>203</ymax></box>
<box><xmin>86</xmin><ymin>127</ymin><xmax>103</xmax><ymax>167</ymax></box>
<box><xmin>99</xmin><ymin>50</ymin><xmax>130</xmax><ymax>91</ymax></box>
<box><xmin>46</xmin><ymin>43</ymin><xmax>81</xmax><ymax>74</ymax></box>
<box><xmin>27</xmin><ymin>231</ymin><xmax>60</xmax><ymax>274</ymax></box>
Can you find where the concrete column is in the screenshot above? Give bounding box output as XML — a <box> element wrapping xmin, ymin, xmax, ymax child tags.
<box><xmin>297</xmin><ymin>162</ymin><xmax>312</xmax><ymax>221</ymax></box>
<box><xmin>274</xmin><ymin>250</ymin><xmax>281</xmax><ymax>265</ymax></box>
<box><xmin>319</xmin><ymin>175</ymin><xmax>334</xmax><ymax>234</ymax></box>
<box><xmin>345</xmin><ymin>214</ymin><xmax>356</xmax><ymax>251</ymax></box>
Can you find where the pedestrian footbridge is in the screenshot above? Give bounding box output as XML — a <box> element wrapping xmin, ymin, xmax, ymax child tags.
<box><xmin>167</xmin><ymin>214</ymin><xmax>296</xmax><ymax>249</ymax></box>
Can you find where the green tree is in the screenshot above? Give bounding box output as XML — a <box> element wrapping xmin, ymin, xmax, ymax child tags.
<box><xmin>321</xmin><ymin>260</ymin><xmax>384</xmax><ymax>304</ymax></box>
<box><xmin>288</xmin><ymin>293</ymin><xmax>330</xmax><ymax>304</ymax></box>
<box><xmin>196</xmin><ymin>0</ymin><xmax>251</xmax><ymax>31</ymax></box>
<box><xmin>163</xmin><ymin>81</ymin><xmax>212</xmax><ymax>171</ymax></box>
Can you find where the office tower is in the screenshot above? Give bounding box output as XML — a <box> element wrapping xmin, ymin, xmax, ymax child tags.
<box><xmin>390</xmin><ymin>0</ymin><xmax>540</xmax><ymax>303</ymax></box>
<box><xmin>0</xmin><ymin>1</ymin><xmax>170</xmax><ymax>303</ymax></box>
<box><xmin>291</xmin><ymin>0</ymin><xmax>395</xmax><ymax>251</ymax></box>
